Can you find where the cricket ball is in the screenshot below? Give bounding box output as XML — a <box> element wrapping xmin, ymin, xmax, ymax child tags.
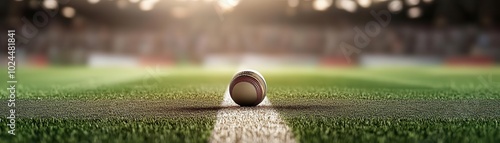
<box><xmin>229</xmin><ymin>70</ymin><xmax>267</xmax><ymax>106</ymax></box>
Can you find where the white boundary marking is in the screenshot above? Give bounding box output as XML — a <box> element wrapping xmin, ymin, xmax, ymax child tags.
<box><xmin>209</xmin><ymin>88</ymin><xmax>296</xmax><ymax>143</ymax></box>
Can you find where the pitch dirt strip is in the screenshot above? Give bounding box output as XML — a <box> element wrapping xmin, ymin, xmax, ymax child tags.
<box><xmin>209</xmin><ymin>89</ymin><xmax>296</xmax><ymax>143</ymax></box>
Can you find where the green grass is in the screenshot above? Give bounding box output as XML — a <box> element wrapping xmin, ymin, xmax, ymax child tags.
<box><xmin>287</xmin><ymin>116</ymin><xmax>500</xmax><ymax>143</ymax></box>
<box><xmin>0</xmin><ymin>117</ymin><xmax>215</xmax><ymax>143</ymax></box>
<box><xmin>1</xmin><ymin>67</ymin><xmax>500</xmax><ymax>142</ymax></box>
<box><xmin>4</xmin><ymin>67</ymin><xmax>500</xmax><ymax>100</ymax></box>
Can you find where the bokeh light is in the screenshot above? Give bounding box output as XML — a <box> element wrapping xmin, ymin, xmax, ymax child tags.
<box><xmin>217</xmin><ymin>0</ymin><xmax>240</xmax><ymax>12</ymax></box>
<box><xmin>88</xmin><ymin>0</ymin><xmax>100</xmax><ymax>4</ymax></box>
<box><xmin>313</xmin><ymin>0</ymin><xmax>333</xmax><ymax>11</ymax></box>
<box><xmin>139</xmin><ymin>0</ymin><xmax>158</xmax><ymax>11</ymax></box>
<box><xmin>388</xmin><ymin>0</ymin><xmax>403</xmax><ymax>13</ymax></box>
<box><xmin>62</xmin><ymin>7</ymin><xmax>76</xmax><ymax>18</ymax></box>
<box><xmin>408</xmin><ymin>7</ymin><xmax>422</xmax><ymax>18</ymax></box>
<box><xmin>43</xmin><ymin>0</ymin><xmax>58</xmax><ymax>9</ymax></box>
<box><xmin>129</xmin><ymin>0</ymin><xmax>140</xmax><ymax>3</ymax></box>
<box><xmin>357</xmin><ymin>0</ymin><xmax>372</xmax><ymax>8</ymax></box>
<box><xmin>339</xmin><ymin>0</ymin><xmax>357</xmax><ymax>13</ymax></box>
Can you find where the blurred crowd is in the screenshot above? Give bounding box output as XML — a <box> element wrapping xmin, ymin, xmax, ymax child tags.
<box><xmin>15</xmin><ymin>19</ymin><xmax>500</xmax><ymax>65</ymax></box>
<box><xmin>1</xmin><ymin>0</ymin><xmax>499</xmax><ymax>66</ymax></box>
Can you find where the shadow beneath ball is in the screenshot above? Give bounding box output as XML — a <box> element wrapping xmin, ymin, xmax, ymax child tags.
<box><xmin>172</xmin><ymin>104</ymin><xmax>337</xmax><ymax>112</ymax></box>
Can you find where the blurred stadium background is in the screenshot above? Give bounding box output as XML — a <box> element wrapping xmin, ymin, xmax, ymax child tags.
<box><xmin>1</xmin><ymin>0</ymin><xmax>499</xmax><ymax>68</ymax></box>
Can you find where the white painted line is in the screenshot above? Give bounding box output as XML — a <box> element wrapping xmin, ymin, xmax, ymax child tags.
<box><xmin>210</xmin><ymin>89</ymin><xmax>296</xmax><ymax>143</ymax></box>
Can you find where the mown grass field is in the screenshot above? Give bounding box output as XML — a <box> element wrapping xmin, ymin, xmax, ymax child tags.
<box><xmin>1</xmin><ymin>67</ymin><xmax>499</xmax><ymax>142</ymax></box>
